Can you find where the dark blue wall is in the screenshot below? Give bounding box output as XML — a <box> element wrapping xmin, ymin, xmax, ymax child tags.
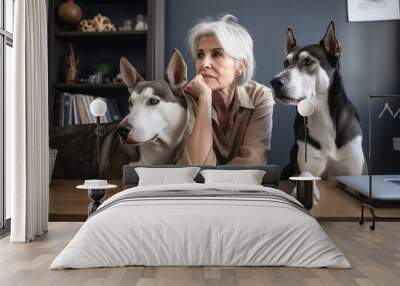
<box><xmin>165</xmin><ymin>0</ymin><xmax>400</xmax><ymax>171</ymax></box>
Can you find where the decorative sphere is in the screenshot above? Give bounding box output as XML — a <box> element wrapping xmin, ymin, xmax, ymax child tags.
<box><xmin>90</xmin><ymin>99</ymin><xmax>107</xmax><ymax>117</ymax></box>
<box><xmin>57</xmin><ymin>0</ymin><xmax>82</xmax><ymax>24</ymax></box>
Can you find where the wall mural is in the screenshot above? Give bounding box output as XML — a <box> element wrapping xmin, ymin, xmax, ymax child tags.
<box><xmin>50</xmin><ymin>20</ymin><xmax>369</xmax><ymax>181</ymax></box>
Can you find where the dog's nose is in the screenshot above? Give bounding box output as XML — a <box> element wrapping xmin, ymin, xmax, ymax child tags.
<box><xmin>117</xmin><ymin>123</ymin><xmax>131</xmax><ymax>140</ymax></box>
<box><xmin>271</xmin><ymin>77</ymin><xmax>284</xmax><ymax>91</ymax></box>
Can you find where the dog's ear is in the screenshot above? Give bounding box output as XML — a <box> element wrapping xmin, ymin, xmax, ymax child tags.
<box><xmin>165</xmin><ymin>49</ymin><xmax>187</xmax><ymax>96</ymax></box>
<box><xmin>321</xmin><ymin>20</ymin><xmax>342</xmax><ymax>59</ymax></box>
<box><xmin>285</xmin><ymin>27</ymin><xmax>297</xmax><ymax>55</ymax></box>
<box><xmin>120</xmin><ymin>57</ymin><xmax>144</xmax><ymax>93</ymax></box>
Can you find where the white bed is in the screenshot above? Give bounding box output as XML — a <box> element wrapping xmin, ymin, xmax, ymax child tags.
<box><xmin>50</xmin><ymin>183</ymin><xmax>350</xmax><ymax>269</ymax></box>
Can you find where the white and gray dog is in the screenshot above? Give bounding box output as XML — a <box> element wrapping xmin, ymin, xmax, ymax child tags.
<box><xmin>271</xmin><ymin>21</ymin><xmax>366</xmax><ymax>179</ymax></box>
<box><xmin>117</xmin><ymin>49</ymin><xmax>194</xmax><ymax>165</ymax></box>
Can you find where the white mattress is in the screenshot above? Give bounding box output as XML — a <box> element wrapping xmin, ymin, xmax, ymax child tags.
<box><xmin>50</xmin><ymin>183</ymin><xmax>350</xmax><ymax>269</ymax></box>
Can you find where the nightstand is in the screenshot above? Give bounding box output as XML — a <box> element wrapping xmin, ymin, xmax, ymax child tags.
<box><xmin>289</xmin><ymin>176</ymin><xmax>321</xmax><ymax>210</ymax></box>
<box><xmin>76</xmin><ymin>180</ymin><xmax>118</xmax><ymax>216</ymax></box>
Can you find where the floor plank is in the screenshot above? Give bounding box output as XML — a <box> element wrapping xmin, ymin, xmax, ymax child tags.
<box><xmin>0</xmin><ymin>222</ymin><xmax>399</xmax><ymax>286</ymax></box>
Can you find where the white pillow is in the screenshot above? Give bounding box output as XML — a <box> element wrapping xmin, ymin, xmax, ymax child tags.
<box><xmin>135</xmin><ymin>167</ymin><xmax>201</xmax><ymax>186</ymax></box>
<box><xmin>200</xmin><ymin>169</ymin><xmax>266</xmax><ymax>185</ymax></box>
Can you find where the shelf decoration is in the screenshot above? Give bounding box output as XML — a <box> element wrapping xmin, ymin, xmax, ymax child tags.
<box><xmin>57</xmin><ymin>0</ymin><xmax>82</xmax><ymax>25</ymax></box>
<box><xmin>65</xmin><ymin>42</ymin><xmax>79</xmax><ymax>83</ymax></box>
<box><xmin>134</xmin><ymin>14</ymin><xmax>148</xmax><ymax>31</ymax></box>
<box><xmin>119</xmin><ymin>20</ymin><xmax>133</xmax><ymax>32</ymax></box>
<box><xmin>80</xmin><ymin>14</ymin><xmax>117</xmax><ymax>32</ymax></box>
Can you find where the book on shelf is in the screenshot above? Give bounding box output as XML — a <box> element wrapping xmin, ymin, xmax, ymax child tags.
<box><xmin>59</xmin><ymin>92</ymin><xmax>122</xmax><ymax>127</ymax></box>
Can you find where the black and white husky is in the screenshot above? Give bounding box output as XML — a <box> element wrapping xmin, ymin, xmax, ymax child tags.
<box><xmin>117</xmin><ymin>49</ymin><xmax>194</xmax><ymax>165</ymax></box>
<box><xmin>271</xmin><ymin>21</ymin><xmax>366</xmax><ymax>179</ymax></box>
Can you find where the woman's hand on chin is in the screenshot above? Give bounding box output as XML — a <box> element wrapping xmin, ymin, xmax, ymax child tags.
<box><xmin>184</xmin><ymin>74</ymin><xmax>212</xmax><ymax>102</ymax></box>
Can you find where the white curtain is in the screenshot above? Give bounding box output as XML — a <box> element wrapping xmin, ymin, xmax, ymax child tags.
<box><xmin>8</xmin><ymin>0</ymin><xmax>49</xmax><ymax>242</ymax></box>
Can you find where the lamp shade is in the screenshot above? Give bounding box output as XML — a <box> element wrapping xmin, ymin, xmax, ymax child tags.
<box><xmin>297</xmin><ymin>99</ymin><xmax>314</xmax><ymax>117</ymax></box>
<box><xmin>90</xmin><ymin>98</ymin><xmax>107</xmax><ymax>117</ymax></box>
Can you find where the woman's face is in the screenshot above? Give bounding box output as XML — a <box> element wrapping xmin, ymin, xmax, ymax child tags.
<box><xmin>195</xmin><ymin>35</ymin><xmax>241</xmax><ymax>91</ymax></box>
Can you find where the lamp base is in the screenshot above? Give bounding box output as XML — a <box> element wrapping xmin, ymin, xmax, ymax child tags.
<box><xmin>296</xmin><ymin>180</ymin><xmax>313</xmax><ymax>210</ymax></box>
<box><xmin>87</xmin><ymin>189</ymin><xmax>105</xmax><ymax>216</ymax></box>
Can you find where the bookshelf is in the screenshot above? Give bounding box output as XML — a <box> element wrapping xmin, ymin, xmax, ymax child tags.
<box><xmin>48</xmin><ymin>0</ymin><xmax>165</xmax><ymax>127</ymax></box>
<box><xmin>54</xmin><ymin>83</ymin><xmax>126</xmax><ymax>93</ymax></box>
<box><xmin>55</xmin><ymin>30</ymin><xmax>147</xmax><ymax>38</ymax></box>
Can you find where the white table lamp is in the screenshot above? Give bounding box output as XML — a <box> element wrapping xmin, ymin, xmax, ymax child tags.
<box><xmin>297</xmin><ymin>99</ymin><xmax>314</xmax><ymax>162</ymax></box>
<box><xmin>90</xmin><ymin>99</ymin><xmax>107</xmax><ymax>168</ymax></box>
<box><xmin>90</xmin><ymin>98</ymin><xmax>107</xmax><ymax>117</ymax></box>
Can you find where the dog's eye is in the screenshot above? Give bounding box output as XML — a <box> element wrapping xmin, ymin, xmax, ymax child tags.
<box><xmin>148</xmin><ymin>98</ymin><xmax>160</xmax><ymax>105</ymax></box>
<box><xmin>284</xmin><ymin>60</ymin><xmax>290</xmax><ymax>68</ymax></box>
<box><xmin>303</xmin><ymin>58</ymin><xmax>314</xmax><ymax>66</ymax></box>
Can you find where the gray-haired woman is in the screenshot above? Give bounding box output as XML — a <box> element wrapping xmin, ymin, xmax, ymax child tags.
<box><xmin>178</xmin><ymin>14</ymin><xmax>275</xmax><ymax>165</ymax></box>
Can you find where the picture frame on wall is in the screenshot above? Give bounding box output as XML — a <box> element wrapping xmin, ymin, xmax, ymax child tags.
<box><xmin>347</xmin><ymin>0</ymin><xmax>400</xmax><ymax>22</ymax></box>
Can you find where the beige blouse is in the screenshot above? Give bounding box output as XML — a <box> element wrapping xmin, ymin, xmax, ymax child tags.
<box><xmin>177</xmin><ymin>80</ymin><xmax>275</xmax><ymax>166</ymax></box>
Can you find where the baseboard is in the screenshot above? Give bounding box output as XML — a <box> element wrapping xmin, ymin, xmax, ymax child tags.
<box><xmin>49</xmin><ymin>214</ymin><xmax>87</xmax><ymax>222</ymax></box>
<box><xmin>317</xmin><ymin>217</ymin><xmax>367</xmax><ymax>222</ymax></box>
<box><xmin>317</xmin><ymin>217</ymin><xmax>400</xmax><ymax>222</ymax></box>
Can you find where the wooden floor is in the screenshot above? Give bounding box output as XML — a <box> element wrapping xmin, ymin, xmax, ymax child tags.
<box><xmin>1</xmin><ymin>222</ymin><xmax>400</xmax><ymax>286</ymax></box>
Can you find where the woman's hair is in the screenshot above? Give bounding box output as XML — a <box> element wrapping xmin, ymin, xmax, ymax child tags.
<box><xmin>187</xmin><ymin>14</ymin><xmax>255</xmax><ymax>86</ymax></box>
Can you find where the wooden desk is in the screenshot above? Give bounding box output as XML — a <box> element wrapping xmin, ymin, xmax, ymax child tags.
<box><xmin>49</xmin><ymin>179</ymin><xmax>400</xmax><ymax>221</ymax></box>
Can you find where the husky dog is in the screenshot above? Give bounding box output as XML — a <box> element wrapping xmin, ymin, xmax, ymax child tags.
<box><xmin>271</xmin><ymin>21</ymin><xmax>366</xmax><ymax>179</ymax></box>
<box><xmin>50</xmin><ymin>50</ymin><xmax>193</xmax><ymax>180</ymax></box>
<box><xmin>117</xmin><ymin>49</ymin><xmax>193</xmax><ymax>165</ymax></box>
